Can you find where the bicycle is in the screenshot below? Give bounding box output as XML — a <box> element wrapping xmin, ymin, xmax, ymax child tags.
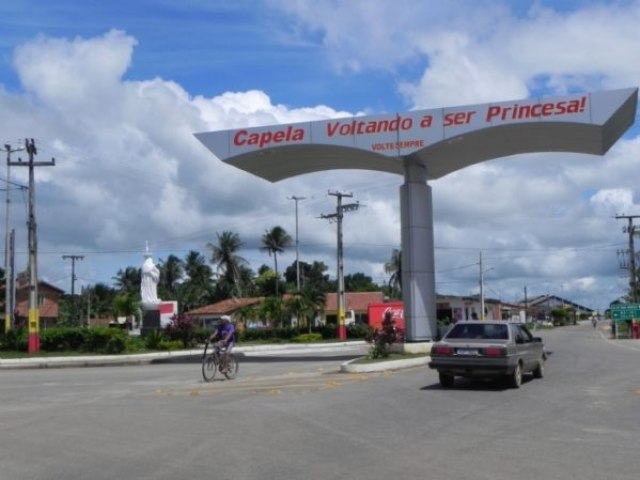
<box><xmin>202</xmin><ymin>341</ymin><xmax>239</xmax><ymax>382</ymax></box>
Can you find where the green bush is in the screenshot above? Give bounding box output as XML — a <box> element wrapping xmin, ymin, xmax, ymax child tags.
<box><xmin>125</xmin><ymin>336</ymin><xmax>146</xmax><ymax>353</ymax></box>
<box><xmin>40</xmin><ymin>327</ymin><xmax>85</xmax><ymax>352</ymax></box>
<box><xmin>82</xmin><ymin>327</ymin><xmax>127</xmax><ymax>354</ymax></box>
<box><xmin>144</xmin><ymin>329</ymin><xmax>165</xmax><ymax>349</ymax></box>
<box><xmin>292</xmin><ymin>333</ymin><xmax>323</xmax><ymax>343</ymax></box>
<box><xmin>192</xmin><ymin>328</ymin><xmax>213</xmax><ymax>344</ymax></box>
<box><xmin>164</xmin><ymin>314</ymin><xmax>196</xmax><ymax>348</ymax></box>
<box><xmin>346</xmin><ymin>322</ymin><xmax>371</xmax><ymax>339</ymax></box>
<box><xmin>0</xmin><ymin>328</ymin><xmax>27</xmax><ymax>351</ymax></box>
<box><xmin>157</xmin><ymin>339</ymin><xmax>183</xmax><ymax>351</ymax></box>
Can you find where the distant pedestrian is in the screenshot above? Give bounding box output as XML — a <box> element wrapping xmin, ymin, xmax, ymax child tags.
<box><xmin>592</xmin><ymin>317</ymin><xmax>597</xmax><ymax>329</ymax></box>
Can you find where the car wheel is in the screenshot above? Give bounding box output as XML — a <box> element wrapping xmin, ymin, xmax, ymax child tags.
<box><xmin>439</xmin><ymin>372</ymin><xmax>454</xmax><ymax>388</ymax></box>
<box><xmin>533</xmin><ymin>357</ymin><xmax>544</xmax><ymax>379</ymax></box>
<box><xmin>508</xmin><ymin>362</ymin><xmax>523</xmax><ymax>388</ymax></box>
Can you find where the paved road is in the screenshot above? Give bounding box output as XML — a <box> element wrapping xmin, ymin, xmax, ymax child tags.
<box><xmin>1</xmin><ymin>323</ymin><xmax>639</xmax><ymax>480</ymax></box>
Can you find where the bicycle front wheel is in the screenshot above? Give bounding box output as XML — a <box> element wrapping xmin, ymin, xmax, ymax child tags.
<box><xmin>223</xmin><ymin>354</ymin><xmax>239</xmax><ymax>380</ymax></box>
<box><xmin>202</xmin><ymin>349</ymin><xmax>218</xmax><ymax>382</ymax></box>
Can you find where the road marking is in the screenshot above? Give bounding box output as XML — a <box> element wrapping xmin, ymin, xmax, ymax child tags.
<box><xmin>144</xmin><ymin>370</ymin><xmax>393</xmax><ymax>398</ymax></box>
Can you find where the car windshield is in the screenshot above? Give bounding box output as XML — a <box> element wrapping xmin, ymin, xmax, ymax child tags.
<box><xmin>445</xmin><ymin>323</ymin><xmax>509</xmax><ymax>340</ymax></box>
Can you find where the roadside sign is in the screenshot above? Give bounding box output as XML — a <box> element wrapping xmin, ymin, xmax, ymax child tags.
<box><xmin>611</xmin><ymin>304</ymin><xmax>640</xmax><ymax>320</ymax></box>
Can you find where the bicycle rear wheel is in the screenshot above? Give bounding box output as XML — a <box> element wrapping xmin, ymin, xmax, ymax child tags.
<box><xmin>202</xmin><ymin>345</ymin><xmax>218</xmax><ymax>382</ymax></box>
<box><xmin>223</xmin><ymin>354</ymin><xmax>239</xmax><ymax>380</ymax></box>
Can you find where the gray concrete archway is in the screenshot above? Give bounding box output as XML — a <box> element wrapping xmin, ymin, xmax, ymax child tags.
<box><xmin>196</xmin><ymin>88</ymin><xmax>638</xmax><ymax>342</ymax></box>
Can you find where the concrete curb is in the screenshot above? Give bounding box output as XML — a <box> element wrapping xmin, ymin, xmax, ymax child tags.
<box><xmin>340</xmin><ymin>356</ymin><xmax>430</xmax><ymax>373</ymax></box>
<box><xmin>0</xmin><ymin>341</ymin><xmax>368</xmax><ymax>370</ymax></box>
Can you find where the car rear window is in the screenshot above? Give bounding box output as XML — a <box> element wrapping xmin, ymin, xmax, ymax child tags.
<box><xmin>445</xmin><ymin>323</ymin><xmax>508</xmax><ymax>340</ymax></box>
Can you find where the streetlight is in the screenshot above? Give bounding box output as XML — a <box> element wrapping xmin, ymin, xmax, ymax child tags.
<box><xmin>288</xmin><ymin>195</ymin><xmax>306</xmax><ymax>291</ymax></box>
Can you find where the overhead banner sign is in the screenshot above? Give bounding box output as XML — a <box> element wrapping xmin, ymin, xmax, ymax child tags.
<box><xmin>196</xmin><ymin>88</ymin><xmax>637</xmax><ymax>160</ymax></box>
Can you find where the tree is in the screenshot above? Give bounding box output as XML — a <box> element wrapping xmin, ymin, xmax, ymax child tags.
<box><xmin>260</xmin><ymin>226</ymin><xmax>292</xmax><ymax>297</ymax></box>
<box><xmin>84</xmin><ymin>283</ymin><xmax>118</xmax><ymax>320</ymax></box>
<box><xmin>112</xmin><ymin>294</ymin><xmax>139</xmax><ymax>325</ymax></box>
<box><xmin>112</xmin><ymin>266</ymin><xmax>141</xmax><ymax>296</ymax></box>
<box><xmin>284</xmin><ymin>260</ymin><xmax>332</xmax><ymax>293</ymax></box>
<box><xmin>344</xmin><ymin>272</ymin><xmax>379</xmax><ymax>292</ymax></box>
<box><xmin>179</xmin><ymin>250</ymin><xmax>214</xmax><ymax>312</ymax></box>
<box><xmin>207</xmin><ymin>231</ymin><xmax>248</xmax><ymax>298</ymax></box>
<box><xmin>384</xmin><ymin>249</ymin><xmax>402</xmax><ymax>298</ymax></box>
<box><xmin>257</xmin><ymin>296</ymin><xmax>286</xmax><ymax>328</ymax></box>
<box><xmin>287</xmin><ymin>284</ymin><xmax>327</xmax><ymax>332</ymax></box>
<box><xmin>158</xmin><ymin>254</ymin><xmax>184</xmax><ymax>299</ymax></box>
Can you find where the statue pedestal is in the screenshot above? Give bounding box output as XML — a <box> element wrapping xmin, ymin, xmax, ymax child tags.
<box><xmin>141</xmin><ymin>308</ymin><xmax>160</xmax><ymax>337</ymax></box>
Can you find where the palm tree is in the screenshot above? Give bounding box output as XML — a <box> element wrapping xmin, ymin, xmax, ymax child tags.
<box><xmin>300</xmin><ymin>285</ymin><xmax>326</xmax><ymax>332</ymax></box>
<box><xmin>260</xmin><ymin>226</ymin><xmax>292</xmax><ymax>297</ymax></box>
<box><xmin>384</xmin><ymin>249</ymin><xmax>402</xmax><ymax>296</ymax></box>
<box><xmin>207</xmin><ymin>231</ymin><xmax>248</xmax><ymax>298</ymax></box>
<box><xmin>158</xmin><ymin>254</ymin><xmax>184</xmax><ymax>299</ymax></box>
<box><xmin>112</xmin><ymin>266</ymin><xmax>141</xmax><ymax>296</ymax></box>
<box><xmin>178</xmin><ymin>250</ymin><xmax>214</xmax><ymax>311</ymax></box>
<box><xmin>112</xmin><ymin>293</ymin><xmax>139</xmax><ymax>326</ymax></box>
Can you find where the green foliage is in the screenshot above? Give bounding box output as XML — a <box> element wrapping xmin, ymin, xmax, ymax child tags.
<box><xmin>292</xmin><ymin>333</ymin><xmax>323</xmax><ymax>343</ymax></box>
<box><xmin>82</xmin><ymin>327</ymin><xmax>127</xmax><ymax>354</ymax></box>
<box><xmin>40</xmin><ymin>327</ymin><xmax>85</xmax><ymax>351</ymax></box>
<box><xmin>346</xmin><ymin>322</ymin><xmax>371</xmax><ymax>339</ymax></box>
<box><xmin>125</xmin><ymin>336</ymin><xmax>146</xmax><ymax>353</ymax></box>
<box><xmin>0</xmin><ymin>328</ymin><xmax>27</xmax><ymax>351</ymax></box>
<box><xmin>164</xmin><ymin>314</ymin><xmax>196</xmax><ymax>348</ymax></box>
<box><xmin>158</xmin><ymin>339</ymin><xmax>183</xmax><ymax>351</ymax></box>
<box><xmin>192</xmin><ymin>327</ymin><xmax>214</xmax><ymax>344</ymax></box>
<box><xmin>144</xmin><ymin>329</ymin><xmax>165</xmax><ymax>349</ymax></box>
<box><xmin>344</xmin><ymin>272</ymin><xmax>379</xmax><ymax>292</ymax></box>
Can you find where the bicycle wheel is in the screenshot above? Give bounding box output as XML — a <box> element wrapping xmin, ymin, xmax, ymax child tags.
<box><xmin>201</xmin><ymin>345</ymin><xmax>218</xmax><ymax>382</ymax></box>
<box><xmin>223</xmin><ymin>354</ymin><xmax>239</xmax><ymax>380</ymax></box>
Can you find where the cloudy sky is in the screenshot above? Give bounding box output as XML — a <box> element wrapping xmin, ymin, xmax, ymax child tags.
<box><xmin>1</xmin><ymin>0</ymin><xmax>639</xmax><ymax>313</ymax></box>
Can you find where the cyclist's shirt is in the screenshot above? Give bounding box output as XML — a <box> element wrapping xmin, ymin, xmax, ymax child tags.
<box><xmin>217</xmin><ymin>323</ymin><xmax>236</xmax><ymax>346</ymax></box>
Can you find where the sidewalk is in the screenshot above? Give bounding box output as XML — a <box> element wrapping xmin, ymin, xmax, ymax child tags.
<box><xmin>0</xmin><ymin>341</ymin><xmax>372</xmax><ymax>370</ymax></box>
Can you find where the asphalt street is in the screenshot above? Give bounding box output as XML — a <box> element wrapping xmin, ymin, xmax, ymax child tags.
<box><xmin>1</xmin><ymin>322</ymin><xmax>639</xmax><ymax>480</ymax></box>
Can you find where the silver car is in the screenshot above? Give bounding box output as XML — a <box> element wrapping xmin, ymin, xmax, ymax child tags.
<box><xmin>428</xmin><ymin>321</ymin><xmax>546</xmax><ymax>388</ymax></box>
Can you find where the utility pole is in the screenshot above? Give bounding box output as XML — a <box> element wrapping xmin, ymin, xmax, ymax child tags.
<box><xmin>616</xmin><ymin>214</ymin><xmax>640</xmax><ymax>303</ymax></box>
<box><xmin>288</xmin><ymin>195</ymin><xmax>306</xmax><ymax>292</ymax></box>
<box><xmin>62</xmin><ymin>254</ymin><xmax>84</xmax><ymax>326</ymax></box>
<box><xmin>9</xmin><ymin>139</ymin><xmax>55</xmax><ymax>353</ymax></box>
<box><xmin>478</xmin><ymin>252</ymin><xmax>493</xmax><ymax>320</ymax></box>
<box><xmin>2</xmin><ymin>143</ymin><xmax>24</xmax><ymax>333</ymax></box>
<box><xmin>479</xmin><ymin>252</ymin><xmax>485</xmax><ymax>320</ymax></box>
<box><xmin>321</xmin><ymin>191</ymin><xmax>360</xmax><ymax>340</ymax></box>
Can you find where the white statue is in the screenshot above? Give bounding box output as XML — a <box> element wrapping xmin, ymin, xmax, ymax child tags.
<box><xmin>141</xmin><ymin>243</ymin><xmax>161</xmax><ymax>308</ymax></box>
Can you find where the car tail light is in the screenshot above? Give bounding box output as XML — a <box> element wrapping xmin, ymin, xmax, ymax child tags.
<box><xmin>431</xmin><ymin>345</ymin><xmax>454</xmax><ymax>356</ymax></box>
<box><xmin>481</xmin><ymin>346</ymin><xmax>507</xmax><ymax>357</ymax></box>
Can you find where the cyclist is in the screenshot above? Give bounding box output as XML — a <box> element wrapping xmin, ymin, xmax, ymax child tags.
<box><xmin>208</xmin><ymin>315</ymin><xmax>236</xmax><ymax>371</ymax></box>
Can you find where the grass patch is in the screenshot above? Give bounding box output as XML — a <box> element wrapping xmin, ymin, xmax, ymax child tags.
<box><xmin>351</xmin><ymin>352</ymin><xmax>429</xmax><ymax>365</ymax></box>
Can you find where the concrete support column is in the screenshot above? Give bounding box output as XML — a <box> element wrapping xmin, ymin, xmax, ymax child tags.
<box><xmin>400</xmin><ymin>161</ymin><xmax>437</xmax><ymax>341</ymax></box>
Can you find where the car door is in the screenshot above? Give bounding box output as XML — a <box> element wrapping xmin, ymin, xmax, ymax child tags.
<box><xmin>513</xmin><ymin>325</ymin><xmax>539</xmax><ymax>370</ymax></box>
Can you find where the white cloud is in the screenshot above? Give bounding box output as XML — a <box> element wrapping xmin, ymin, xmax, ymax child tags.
<box><xmin>2</xmin><ymin>1</ymin><xmax>640</xmax><ymax>314</ymax></box>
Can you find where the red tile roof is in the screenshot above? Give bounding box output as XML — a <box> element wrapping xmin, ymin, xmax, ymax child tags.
<box><xmin>325</xmin><ymin>292</ymin><xmax>384</xmax><ymax>312</ymax></box>
<box><xmin>187</xmin><ymin>292</ymin><xmax>385</xmax><ymax>316</ymax></box>
<box><xmin>187</xmin><ymin>297</ymin><xmax>264</xmax><ymax>316</ymax></box>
